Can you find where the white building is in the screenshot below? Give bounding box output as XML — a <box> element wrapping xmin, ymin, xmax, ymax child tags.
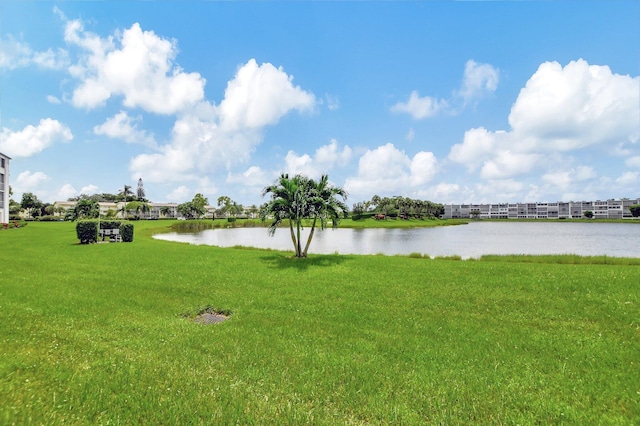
<box><xmin>53</xmin><ymin>200</ymin><xmax>216</xmax><ymax>220</ymax></box>
<box><xmin>0</xmin><ymin>152</ymin><xmax>10</xmax><ymax>223</ymax></box>
<box><xmin>443</xmin><ymin>198</ymin><xmax>640</xmax><ymax>220</ymax></box>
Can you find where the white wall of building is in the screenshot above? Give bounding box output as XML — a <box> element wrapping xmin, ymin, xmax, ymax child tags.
<box><xmin>0</xmin><ymin>153</ymin><xmax>10</xmax><ymax>224</ymax></box>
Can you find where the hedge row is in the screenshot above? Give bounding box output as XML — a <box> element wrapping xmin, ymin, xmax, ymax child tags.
<box><xmin>76</xmin><ymin>220</ymin><xmax>134</xmax><ymax>244</ymax></box>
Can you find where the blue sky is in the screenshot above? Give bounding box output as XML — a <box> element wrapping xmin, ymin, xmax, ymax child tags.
<box><xmin>1</xmin><ymin>1</ymin><xmax>638</xmax><ymax>207</ymax></box>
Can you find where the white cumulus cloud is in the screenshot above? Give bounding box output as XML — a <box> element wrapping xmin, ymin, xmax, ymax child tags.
<box><xmin>15</xmin><ymin>171</ymin><xmax>51</xmax><ymax>192</ymax></box>
<box><xmin>449</xmin><ymin>59</ymin><xmax>640</xmax><ymax>182</ymax></box>
<box><xmin>94</xmin><ymin>111</ymin><xmax>156</xmax><ymax>147</ymax></box>
<box><xmin>626</xmin><ymin>156</ymin><xmax>640</xmax><ymax>168</ymax></box>
<box><xmin>165</xmin><ymin>185</ymin><xmax>192</xmax><ymax>203</ymax></box>
<box><xmin>64</xmin><ymin>19</ymin><xmax>205</xmax><ymax>114</ymax></box>
<box><xmin>0</xmin><ymin>119</ymin><xmax>73</xmax><ymax>158</ymax></box>
<box><xmin>457</xmin><ymin>59</ymin><xmax>500</xmax><ymax>105</ymax></box>
<box><xmin>219</xmin><ymin>59</ymin><xmax>315</xmax><ymax>131</ymax></box>
<box><xmin>391</xmin><ymin>91</ymin><xmax>448</xmax><ymax>120</ymax></box>
<box><xmin>392</xmin><ymin>60</ymin><xmax>499</xmax><ymax>119</ymax></box>
<box><xmin>616</xmin><ymin>171</ymin><xmax>639</xmax><ymax>186</ymax></box>
<box><xmin>55</xmin><ymin>184</ymin><xmax>79</xmax><ymax>201</ymax></box>
<box><xmin>0</xmin><ymin>36</ymin><xmax>69</xmax><ymax>70</ymax></box>
<box><xmin>227</xmin><ymin>166</ymin><xmax>271</xmax><ymax>187</ymax></box>
<box><xmin>130</xmin><ymin>59</ymin><xmax>316</xmax><ymax>184</ymax></box>
<box><xmin>509</xmin><ymin>59</ymin><xmax>639</xmax><ymax>150</ymax></box>
<box><xmin>344</xmin><ymin>143</ymin><xmax>438</xmax><ymax>198</ymax></box>
<box><xmin>284</xmin><ymin>139</ymin><xmax>352</xmax><ymax>178</ymax></box>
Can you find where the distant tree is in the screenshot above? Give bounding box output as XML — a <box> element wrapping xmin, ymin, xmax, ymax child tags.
<box><xmin>228</xmin><ymin>202</ymin><xmax>243</xmax><ymax>218</ymax></box>
<box><xmin>352</xmin><ymin>202</ymin><xmax>364</xmax><ymax>215</ymax></box>
<box><xmin>177</xmin><ymin>202</ymin><xmax>196</xmax><ymax>219</ymax></box>
<box><xmin>126</xmin><ymin>201</ymin><xmax>150</xmax><ymax>219</ymax></box>
<box><xmin>44</xmin><ymin>204</ymin><xmax>55</xmax><ymax>216</ymax></box>
<box><xmin>470</xmin><ymin>209</ymin><xmax>481</xmax><ymax>219</ymax></box>
<box><xmin>20</xmin><ymin>192</ymin><xmax>43</xmax><ymax>218</ymax></box>
<box><xmin>9</xmin><ymin>199</ymin><xmax>21</xmax><ymax>215</ymax></box>
<box><xmin>371</xmin><ymin>195</ymin><xmax>381</xmax><ymax>213</ymax></box>
<box><xmin>629</xmin><ymin>204</ymin><xmax>640</xmax><ymax>217</ymax></box>
<box><xmin>160</xmin><ymin>206</ymin><xmax>172</xmax><ymax>218</ymax></box>
<box><xmin>583</xmin><ymin>210</ymin><xmax>594</xmax><ymax>219</ymax></box>
<box><xmin>67</xmin><ymin>199</ymin><xmax>100</xmax><ymax>221</ymax></box>
<box><xmin>137</xmin><ymin>178</ymin><xmax>147</xmax><ymax>201</ymax></box>
<box><xmin>118</xmin><ymin>185</ymin><xmax>135</xmax><ymax>202</ymax></box>
<box><xmin>217</xmin><ymin>196</ymin><xmax>232</xmax><ymax>217</ymax></box>
<box><xmin>246</xmin><ymin>204</ymin><xmax>259</xmax><ymax>218</ymax></box>
<box><xmin>192</xmin><ymin>193</ymin><xmax>208</xmax><ymax>217</ymax></box>
<box><xmin>177</xmin><ymin>193</ymin><xmax>209</xmax><ymax>219</ymax></box>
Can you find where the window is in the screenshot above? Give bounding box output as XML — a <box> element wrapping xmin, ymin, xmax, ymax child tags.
<box><xmin>1</xmin><ymin>157</ymin><xmax>4</xmax><ymax>168</ymax></box>
<box><xmin>0</xmin><ymin>173</ymin><xmax>4</xmax><ymax>184</ymax></box>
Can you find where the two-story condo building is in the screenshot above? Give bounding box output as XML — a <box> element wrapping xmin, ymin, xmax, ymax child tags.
<box><xmin>0</xmin><ymin>152</ymin><xmax>10</xmax><ymax>223</ymax></box>
<box><xmin>443</xmin><ymin>198</ymin><xmax>640</xmax><ymax>220</ymax></box>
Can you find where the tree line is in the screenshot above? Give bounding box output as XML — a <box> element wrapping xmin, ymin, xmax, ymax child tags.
<box><xmin>351</xmin><ymin>195</ymin><xmax>445</xmax><ymax>220</ymax></box>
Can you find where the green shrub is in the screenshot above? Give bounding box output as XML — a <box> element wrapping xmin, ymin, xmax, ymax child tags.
<box><xmin>38</xmin><ymin>215</ymin><xmax>59</xmax><ymax>222</ymax></box>
<box><xmin>100</xmin><ymin>220</ymin><xmax>122</xmax><ymax>230</ymax></box>
<box><xmin>76</xmin><ymin>220</ymin><xmax>98</xmax><ymax>244</ymax></box>
<box><xmin>120</xmin><ymin>223</ymin><xmax>134</xmax><ymax>242</ymax></box>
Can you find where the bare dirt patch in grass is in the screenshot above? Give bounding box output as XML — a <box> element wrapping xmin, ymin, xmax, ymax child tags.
<box><xmin>194</xmin><ymin>312</ymin><xmax>229</xmax><ymax>324</ymax></box>
<box><xmin>184</xmin><ymin>306</ymin><xmax>232</xmax><ymax>325</ymax></box>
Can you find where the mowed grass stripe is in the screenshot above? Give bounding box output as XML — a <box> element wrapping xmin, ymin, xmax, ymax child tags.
<box><xmin>1</xmin><ymin>221</ymin><xmax>638</xmax><ymax>424</ymax></box>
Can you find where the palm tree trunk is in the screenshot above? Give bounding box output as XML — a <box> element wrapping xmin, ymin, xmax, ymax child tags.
<box><xmin>288</xmin><ymin>221</ymin><xmax>299</xmax><ymax>257</ymax></box>
<box><xmin>302</xmin><ymin>217</ymin><xmax>317</xmax><ymax>257</ymax></box>
<box><xmin>296</xmin><ymin>220</ymin><xmax>303</xmax><ymax>257</ymax></box>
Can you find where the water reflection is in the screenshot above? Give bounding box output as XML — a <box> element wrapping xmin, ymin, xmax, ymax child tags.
<box><xmin>153</xmin><ymin>221</ymin><xmax>640</xmax><ymax>258</ymax></box>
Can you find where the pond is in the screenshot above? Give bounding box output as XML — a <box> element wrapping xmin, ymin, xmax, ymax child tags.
<box><xmin>153</xmin><ymin>221</ymin><xmax>640</xmax><ymax>258</ymax></box>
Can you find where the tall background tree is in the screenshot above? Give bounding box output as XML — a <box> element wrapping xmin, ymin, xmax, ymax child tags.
<box><xmin>119</xmin><ymin>185</ymin><xmax>134</xmax><ymax>203</ymax></box>
<box><xmin>20</xmin><ymin>192</ymin><xmax>43</xmax><ymax>219</ymax></box>
<box><xmin>67</xmin><ymin>199</ymin><xmax>100</xmax><ymax>221</ymax></box>
<box><xmin>177</xmin><ymin>193</ymin><xmax>209</xmax><ymax>219</ymax></box>
<box><xmin>137</xmin><ymin>178</ymin><xmax>147</xmax><ymax>202</ymax></box>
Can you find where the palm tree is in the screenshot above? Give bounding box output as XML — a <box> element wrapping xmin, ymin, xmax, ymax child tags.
<box><xmin>301</xmin><ymin>174</ymin><xmax>348</xmax><ymax>257</ymax></box>
<box><xmin>125</xmin><ymin>201</ymin><xmax>150</xmax><ymax>219</ymax></box>
<box><xmin>217</xmin><ymin>196</ymin><xmax>231</xmax><ymax>217</ymax></box>
<box><xmin>119</xmin><ymin>185</ymin><xmax>134</xmax><ymax>202</ymax></box>
<box><xmin>68</xmin><ymin>199</ymin><xmax>100</xmax><ymax>221</ymax></box>
<box><xmin>261</xmin><ymin>174</ymin><xmax>347</xmax><ymax>258</ymax></box>
<box><xmin>228</xmin><ymin>202</ymin><xmax>243</xmax><ymax>218</ymax></box>
<box><xmin>139</xmin><ymin>201</ymin><xmax>150</xmax><ymax>219</ymax></box>
<box><xmin>160</xmin><ymin>206</ymin><xmax>172</xmax><ymax>218</ymax></box>
<box><xmin>261</xmin><ymin>174</ymin><xmax>312</xmax><ymax>258</ymax></box>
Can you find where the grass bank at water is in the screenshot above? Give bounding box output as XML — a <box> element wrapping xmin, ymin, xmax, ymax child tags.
<box><xmin>1</xmin><ymin>221</ymin><xmax>638</xmax><ymax>424</ymax></box>
<box><xmin>169</xmin><ymin>217</ymin><xmax>469</xmax><ymax>233</ymax></box>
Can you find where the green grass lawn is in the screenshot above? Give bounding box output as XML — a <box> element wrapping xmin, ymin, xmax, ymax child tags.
<box><xmin>1</xmin><ymin>222</ymin><xmax>638</xmax><ymax>424</ymax></box>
